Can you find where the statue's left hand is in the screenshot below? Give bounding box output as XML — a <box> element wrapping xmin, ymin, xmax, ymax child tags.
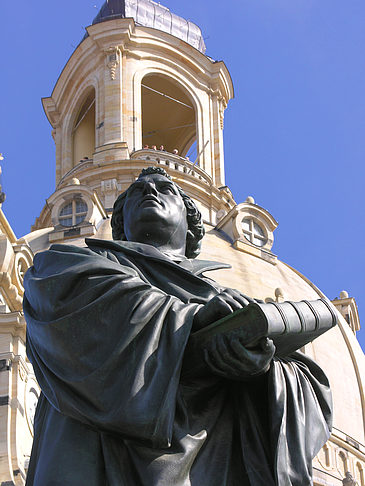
<box><xmin>192</xmin><ymin>288</ymin><xmax>255</xmax><ymax>332</ymax></box>
<box><xmin>203</xmin><ymin>335</ymin><xmax>275</xmax><ymax>381</ymax></box>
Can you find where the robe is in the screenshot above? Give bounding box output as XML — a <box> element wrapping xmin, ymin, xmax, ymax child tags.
<box><xmin>23</xmin><ymin>238</ymin><xmax>333</xmax><ymax>486</ymax></box>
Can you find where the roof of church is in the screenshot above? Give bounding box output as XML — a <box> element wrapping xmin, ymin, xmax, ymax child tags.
<box><xmin>89</xmin><ymin>0</ymin><xmax>206</xmax><ymax>53</ymax></box>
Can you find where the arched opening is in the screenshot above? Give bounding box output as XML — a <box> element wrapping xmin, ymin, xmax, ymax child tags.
<box><xmin>356</xmin><ymin>463</ymin><xmax>364</xmax><ymax>486</ymax></box>
<box><xmin>338</xmin><ymin>451</ymin><xmax>348</xmax><ymax>478</ymax></box>
<box><xmin>324</xmin><ymin>446</ymin><xmax>331</xmax><ymax>468</ymax></box>
<box><xmin>72</xmin><ymin>88</ymin><xmax>95</xmax><ymax>166</ymax></box>
<box><xmin>318</xmin><ymin>445</ymin><xmax>331</xmax><ymax>468</ymax></box>
<box><xmin>141</xmin><ymin>74</ymin><xmax>196</xmax><ymax>158</ymax></box>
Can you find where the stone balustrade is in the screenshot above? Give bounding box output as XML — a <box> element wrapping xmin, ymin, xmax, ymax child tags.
<box><xmin>130</xmin><ymin>149</ymin><xmax>212</xmax><ymax>186</ymax></box>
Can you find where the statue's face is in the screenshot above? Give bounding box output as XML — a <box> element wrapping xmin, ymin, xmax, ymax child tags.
<box><xmin>122</xmin><ymin>173</ymin><xmax>188</xmax><ymax>247</ymax></box>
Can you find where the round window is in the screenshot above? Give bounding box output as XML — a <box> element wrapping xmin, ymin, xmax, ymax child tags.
<box><xmin>241</xmin><ymin>217</ymin><xmax>267</xmax><ymax>247</ymax></box>
<box><xmin>25</xmin><ymin>379</ymin><xmax>40</xmax><ymax>435</ymax></box>
<box><xmin>59</xmin><ymin>198</ymin><xmax>88</xmax><ymax>227</ymax></box>
<box><xmin>17</xmin><ymin>258</ymin><xmax>28</xmax><ymax>284</ymax></box>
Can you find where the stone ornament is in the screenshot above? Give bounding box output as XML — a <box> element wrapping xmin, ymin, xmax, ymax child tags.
<box><xmin>106</xmin><ymin>46</ymin><xmax>121</xmax><ymax>81</ymax></box>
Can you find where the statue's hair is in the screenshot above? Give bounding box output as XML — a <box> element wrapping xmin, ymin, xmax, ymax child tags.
<box><xmin>111</xmin><ymin>167</ymin><xmax>205</xmax><ymax>259</ymax></box>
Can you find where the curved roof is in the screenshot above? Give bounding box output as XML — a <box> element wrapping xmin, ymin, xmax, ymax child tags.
<box><xmin>90</xmin><ymin>0</ymin><xmax>206</xmax><ymax>53</ymax></box>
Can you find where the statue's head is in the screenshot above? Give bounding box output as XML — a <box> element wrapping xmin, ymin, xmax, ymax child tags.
<box><xmin>111</xmin><ymin>167</ymin><xmax>205</xmax><ymax>259</ymax></box>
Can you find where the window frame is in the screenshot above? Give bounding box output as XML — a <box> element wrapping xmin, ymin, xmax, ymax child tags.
<box><xmin>59</xmin><ymin>198</ymin><xmax>88</xmax><ymax>227</ymax></box>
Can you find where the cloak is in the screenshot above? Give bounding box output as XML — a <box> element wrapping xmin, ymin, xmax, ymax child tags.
<box><xmin>23</xmin><ymin>239</ymin><xmax>332</xmax><ymax>486</ymax></box>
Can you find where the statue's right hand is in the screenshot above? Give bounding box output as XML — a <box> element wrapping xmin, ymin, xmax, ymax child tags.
<box><xmin>192</xmin><ymin>289</ymin><xmax>253</xmax><ymax>332</ymax></box>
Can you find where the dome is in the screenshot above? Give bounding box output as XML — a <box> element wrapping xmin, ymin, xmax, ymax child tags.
<box><xmin>89</xmin><ymin>0</ymin><xmax>206</xmax><ymax>53</ymax></box>
<box><xmin>91</xmin><ymin>0</ymin><xmax>126</xmax><ymax>24</ymax></box>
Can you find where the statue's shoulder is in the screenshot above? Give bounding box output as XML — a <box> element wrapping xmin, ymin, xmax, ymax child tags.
<box><xmin>31</xmin><ymin>242</ymin><xmax>105</xmax><ymax>269</ymax></box>
<box><xmin>85</xmin><ymin>238</ymin><xmax>129</xmax><ymax>252</ymax></box>
<box><xmin>48</xmin><ymin>243</ymin><xmax>93</xmax><ymax>254</ymax></box>
<box><xmin>44</xmin><ymin>240</ymin><xmax>122</xmax><ymax>259</ymax></box>
<box><xmin>85</xmin><ymin>238</ymin><xmax>233</xmax><ymax>275</ymax></box>
<box><xmin>84</xmin><ymin>239</ymin><xmax>147</xmax><ymax>259</ymax></box>
<box><xmin>190</xmin><ymin>259</ymin><xmax>231</xmax><ymax>275</ymax></box>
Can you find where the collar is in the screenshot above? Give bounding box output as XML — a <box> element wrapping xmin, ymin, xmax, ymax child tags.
<box><xmin>85</xmin><ymin>238</ymin><xmax>231</xmax><ymax>276</ymax></box>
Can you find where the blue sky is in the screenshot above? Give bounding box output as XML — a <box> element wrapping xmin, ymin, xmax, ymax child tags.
<box><xmin>0</xmin><ymin>0</ymin><xmax>364</xmax><ymax>350</ymax></box>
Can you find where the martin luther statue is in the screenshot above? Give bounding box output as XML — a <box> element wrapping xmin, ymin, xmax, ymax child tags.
<box><xmin>24</xmin><ymin>167</ymin><xmax>332</xmax><ymax>486</ymax></box>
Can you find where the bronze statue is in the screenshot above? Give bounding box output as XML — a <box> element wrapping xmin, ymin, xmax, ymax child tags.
<box><xmin>24</xmin><ymin>167</ymin><xmax>333</xmax><ymax>485</ymax></box>
<box><xmin>343</xmin><ymin>472</ymin><xmax>358</xmax><ymax>486</ymax></box>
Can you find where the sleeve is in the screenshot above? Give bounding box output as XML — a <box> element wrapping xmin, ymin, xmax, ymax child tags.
<box><xmin>232</xmin><ymin>352</ymin><xmax>332</xmax><ymax>486</ymax></box>
<box><xmin>24</xmin><ymin>244</ymin><xmax>201</xmax><ymax>448</ymax></box>
<box><xmin>269</xmin><ymin>353</ymin><xmax>332</xmax><ymax>485</ymax></box>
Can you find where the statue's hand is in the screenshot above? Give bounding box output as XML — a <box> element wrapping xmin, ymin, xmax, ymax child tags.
<box><xmin>203</xmin><ymin>335</ymin><xmax>275</xmax><ymax>381</ymax></box>
<box><xmin>192</xmin><ymin>289</ymin><xmax>254</xmax><ymax>332</ymax></box>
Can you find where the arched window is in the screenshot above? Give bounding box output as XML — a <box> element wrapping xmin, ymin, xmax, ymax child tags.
<box><xmin>318</xmin><ymin>444</ymin><xmax>331</xmax><ymax>468</ymax></box>
<box><xmin>338</xmin><ymin>451</ymin><xmax>348</xmax><ymax>478</ymax></box>
<box><xmin>324</xmin><ymin>445</ymin><xmax>331</xmax><ymax>468</ymax></box>
<box><xmin>59</xmin><ymin>198</ymin><xmax>88</xmax><ymax>227</ymax></box>
<box><xmin>141</xmin><ymin>74</ymin><xmax>196</xmax><ymax>158</ymax></box>
<box><xmin>72</xmin><ymin>88</ymin><xmax>95</xmax><ymax>166</ymax></box>
<box><xmin>356</xmin><ymin>463</ymin><xmax>364</xmax><ymax>486</ymax></box>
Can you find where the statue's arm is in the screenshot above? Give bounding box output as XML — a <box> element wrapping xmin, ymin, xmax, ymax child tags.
<box><xmin>186</xmin><ymin>285</ymin><xmax>336</xmax><ymax>381</ymax></box>
<box><xmin>182</xmin><ymin>288</ymin><xmax>275</xmax><ymax>381</ymax></box>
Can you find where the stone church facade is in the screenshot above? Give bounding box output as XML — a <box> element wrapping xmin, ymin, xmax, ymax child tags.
<box><xmin>0</xmin><ymin>1</ymin><xmax>364</xmax><ymax>484</ymax></box>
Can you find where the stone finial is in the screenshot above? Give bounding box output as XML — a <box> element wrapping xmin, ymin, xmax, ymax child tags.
<box><xmin>275</xmin><ymin>287</ymin><xmax>285</xmax><ymax>303</ymax></box>
<box><xmin>245</xmin><ymin>196</ymin><xmax>255</xmax><ymax>204</ymax></box>
<box><xmin>340</xmin><ymin>290</ymin><xmax>349</xmax><ymax>299</ymax></box>
<box><xmin>69</xmin><ymin>178</ymin><xmax>81</xmax><ymax>186</ymax></box>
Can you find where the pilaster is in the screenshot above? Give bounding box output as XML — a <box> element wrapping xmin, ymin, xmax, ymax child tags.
<box><xmin>103</xmin><ymin>46</ymin><xmax>123</xmax><ymax>146</ymax></box>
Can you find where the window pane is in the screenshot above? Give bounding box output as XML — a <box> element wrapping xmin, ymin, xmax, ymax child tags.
<box><xmin>59</xmin><ymin>198</ymin><xmax>87</xmax><ymax>227</ymax></box>
<box><xmin>253</xmin><ymin>235</ymin><xmax>265</xmax><ymax>247</ymax></box>
<box><xmin>253</xmin><ymin>222</ymin><xmax>265</xmax><ymax>238</ymax></box>
<box><xmin>60</xmin><ymin>202</ymin><xmax>72</xmax><ymax>216</ymax></box>
<box><xmin>241</xmin><ymin>218</ymin><xmax>250</xmax><ymax>231</ymax></box>
<box><xmin>242</xmin><ymin>217</ymin><xmax>267</xmax><ymax>247</ymax></box>
<box><xmin>76</xmin><ymin>199</ymin><xmax>87</xmax><ymax>213</ymax></box>
<box><xmin>75</xmin><ymin>215</ymin><xmax>85</xmax><ymax>225</ymax></box>
<box><xmin>59</xmin><ymin>216</ymin><xmax>72</xmax><ymax>227</ymax></box>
